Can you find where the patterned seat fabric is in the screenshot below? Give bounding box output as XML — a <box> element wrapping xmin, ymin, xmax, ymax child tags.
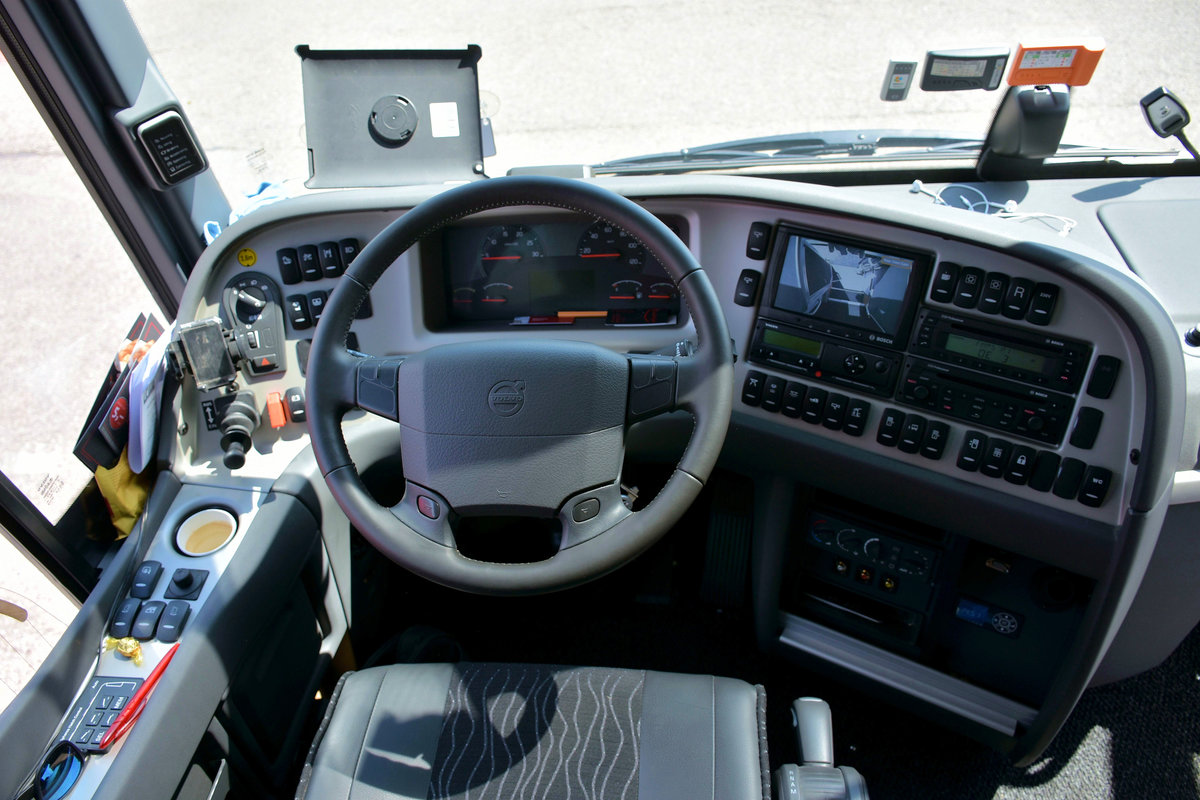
<box><xmin>296</xmin><ymin>663</ymin><xmax>769</xmax><ymax>800</ymax></box>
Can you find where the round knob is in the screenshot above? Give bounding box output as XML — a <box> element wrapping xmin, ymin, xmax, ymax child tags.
<box><xmin>173</xmin><ymin>570</ymin><xmax>194</xmax><ymax>590</ymax></box>
<box><xmin>1185</xmin><ymin>326</ymin><xmax>1200</xmax><ymax>347</ymax></box>
<box><xmin>1027</xmin><ymin>416</ymin><xmax>1045</xmax><ymax>432</ymax></box>
<box><xmin>912</xmin><ymin>385</ymin><xmax>931</xmax><ymax>401</ymax></box>
<box><xmin>223</xmin><ymin>441</ymin><xmax>247</xmax><ymax>469</ymax></box>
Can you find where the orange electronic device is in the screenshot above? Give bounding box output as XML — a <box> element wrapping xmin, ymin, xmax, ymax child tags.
<box><xmin>1008</xmin><ymin>42</ymin><xmax>1105</xmax><ymax>87</ymax></box>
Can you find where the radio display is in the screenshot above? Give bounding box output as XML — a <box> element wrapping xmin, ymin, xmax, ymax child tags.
<box><xmin>762</xmin><ymin>327</ymin><xmax>823</xmax><ymax>356</ymax></box>
<box><xmin>945</xmin><ymin>333</ymin><xmax>1047</xmax><ymax>372</ymax></box>
<box><xmin>770</xmin><ymin>230</ymin><xmax>922</xmax><ymax>343</ymax></box>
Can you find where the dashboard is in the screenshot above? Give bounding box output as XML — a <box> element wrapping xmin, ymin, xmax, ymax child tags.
<box><xmin>163</xmin><ymin>173</ymin><xmax>1197</xmax><ymax>765</ymax></box>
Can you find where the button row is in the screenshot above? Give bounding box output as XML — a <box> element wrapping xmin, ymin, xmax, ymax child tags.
<box><xmin>875</xmin><ymin>408</ymin><xmax>950</xmax><ymax>459</ymax></box>
<box><xmin>744</xmin><ymin>371</ymin><xmax>1113</xmax><ymax>508</ymax></box>
<box><xmin>286</xmin><ymin>290</ymin><xmax>372</xmax><ymax>332</ymax></box>
<box><xmin>956</xmin><ymin>430</ymin><xmax>1112</xmax><ymax>507</ymax></box>
<box><xmin>899</xmin><ymin>367</ymin><xmax>1069</xmax><ymax>444</ymax></box>
<box><xmin>742</xmin><ymin>370</ymin><xmax>869</xmax><ymax>436</ymax></box>
<box><xmin>111</xmin><ymin>596</ymin><xmax>191</xmax><ymax>642</ymax></box>
<box><xmin>276</xmin><ymin>239</ymin><xmax>360</xmax><ymax>285</ymax></box>
<box><xmin>930</xmin><ymin>262</ymin><xmax>1058</xmax><ymax>325</ymax></box>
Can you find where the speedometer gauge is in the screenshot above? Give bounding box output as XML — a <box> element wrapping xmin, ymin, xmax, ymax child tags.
<box><xmin>577</xmin><ymin>221</ymin><xmax>647</xmax><ymax>269</ymax></box>
<box><xmin>480</xmin><ymin>224</ymin><xmax>544</xmax><ymax>266</ymax></box>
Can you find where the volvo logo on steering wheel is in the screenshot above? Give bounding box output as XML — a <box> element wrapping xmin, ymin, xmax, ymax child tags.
<box><xmin>488</xmin><ymin>380</ymin><xmax>526</xmax><ymax>416</ymax></box>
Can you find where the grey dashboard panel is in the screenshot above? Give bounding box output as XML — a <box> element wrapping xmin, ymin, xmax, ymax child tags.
<box><xmin>1098</xmin><ymin>198</ymin><xmax>1200</xmax><ymax>323</ymax></box>
<box><xmin>170</xmin><ymin>173</ymin><xmax>1190</xmax><ymax>764</ymax></box>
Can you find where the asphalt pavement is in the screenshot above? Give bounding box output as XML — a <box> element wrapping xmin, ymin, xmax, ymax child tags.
<box><xmin>1</xmin><ymin>0</ymin><xmax>1198</xmax><ymax>718</ymax></box>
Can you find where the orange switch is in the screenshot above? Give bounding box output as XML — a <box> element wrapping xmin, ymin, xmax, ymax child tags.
<box><xmin>266</xmin><ymin>392</ymin><xmax>287</xmax><ymax>429</ymax></box>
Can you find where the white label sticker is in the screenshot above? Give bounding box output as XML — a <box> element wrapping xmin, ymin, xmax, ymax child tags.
<box><xmin>429</xmin><ymin>102</ymin><xmax>461</xmax><ymax>138</ymax></box>
<box><xmin>1020</xmin><ymin>48</ymin><xmax>1076</xmax><ymax>70</ymax></box>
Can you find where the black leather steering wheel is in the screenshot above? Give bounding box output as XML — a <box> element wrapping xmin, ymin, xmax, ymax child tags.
<box><xmin>306</xmin><ymin>176</ymin><xmax>732</xmax><ymax>595</ymax></box>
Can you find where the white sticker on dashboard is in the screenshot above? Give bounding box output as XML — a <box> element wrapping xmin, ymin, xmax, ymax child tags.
<box><xmin>429</xmin><ymin>102</ymin><xmax>461</xmax><ymax>138</ymax></box>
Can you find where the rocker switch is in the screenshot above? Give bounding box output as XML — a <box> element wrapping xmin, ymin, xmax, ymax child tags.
<box><xmin>130</xmin><ymin>561</ymin><xmax>162</xmax><ymax>599</ymax></box>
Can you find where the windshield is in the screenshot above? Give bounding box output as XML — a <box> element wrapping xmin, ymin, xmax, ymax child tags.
<box><xmin>123</xmin><ymin>1</ymin><xmax>1199</xmax><ymax>197</ymax></box>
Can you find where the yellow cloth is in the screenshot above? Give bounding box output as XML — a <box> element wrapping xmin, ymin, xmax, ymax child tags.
<box><xmin>94</xmin><ymin>448</ymin><xmax>151</xmax><ymax>539</ymax></box>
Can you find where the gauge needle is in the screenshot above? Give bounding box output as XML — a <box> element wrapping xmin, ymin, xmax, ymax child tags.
<box><xmin>236</xmin><ymin>289</ymin><xmax>266</xmax><ymax>308</ymax></box>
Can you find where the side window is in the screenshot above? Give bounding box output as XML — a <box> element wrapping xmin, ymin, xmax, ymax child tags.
<box><xmin>0</xmin><ymin>64</ymin><xmax>158</xmax><ymax>525</ymax></box>
<box><xmin>0</xmin><ymin>58</ymin><xmax>158</xmax><ymax>709</ymax></box>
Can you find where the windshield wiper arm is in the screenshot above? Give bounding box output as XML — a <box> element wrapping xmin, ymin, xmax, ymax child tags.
<box><xmin>598</xmin><ymin>130</ymin><xmax>987</xmax><ymax>169</ymax></box>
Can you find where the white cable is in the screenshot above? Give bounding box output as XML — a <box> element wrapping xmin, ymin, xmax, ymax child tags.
<box><xmin>909</xmin><ymin>179</ymin><xmax>1076</xmax><ymax>236</ymax></box>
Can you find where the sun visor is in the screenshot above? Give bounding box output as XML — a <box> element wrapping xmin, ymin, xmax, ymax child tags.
<box><xmin>296</xmin><ymin>45</ymin><xmax>485</xmax><ymax>188</ymax></box>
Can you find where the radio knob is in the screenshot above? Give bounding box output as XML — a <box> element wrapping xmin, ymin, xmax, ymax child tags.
<box><xmin>912</xmin><ymin>385</ymin><xmax>931</xmax><ymax>401</ymax></box>
<box><xmin>1027</xmin><ymin>416</ymin><xmax>1046</xmax><ymax>432</ymax></box>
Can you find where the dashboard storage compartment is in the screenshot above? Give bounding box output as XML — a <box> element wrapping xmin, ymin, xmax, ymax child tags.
<box><xmin>783</xmin><ymin>500</ymin><xmax>1093</xmax><ymax>710</ymax></box>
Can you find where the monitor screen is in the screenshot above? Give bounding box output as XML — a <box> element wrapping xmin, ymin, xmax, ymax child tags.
<box><xmin>773</xmin><ymin>232</ymin><xmax>917</xmax><ymax>339</ymax></box>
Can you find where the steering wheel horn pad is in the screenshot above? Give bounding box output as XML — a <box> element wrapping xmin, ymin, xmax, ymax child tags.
<box><xmin>396</xmin><ymin>339</ymin><xmax>628</xmax><ymax>515</ymax></box>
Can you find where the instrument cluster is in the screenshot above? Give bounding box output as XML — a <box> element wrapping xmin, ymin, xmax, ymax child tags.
<box><xmin>440</xmin><ymin>216</ymin><xmax>688</xmax><ymax>327</ymax></box>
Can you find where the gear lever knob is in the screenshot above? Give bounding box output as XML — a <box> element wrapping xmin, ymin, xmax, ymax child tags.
<box><xmin>793</xmin><ymin>697</ymin><xmax>834</xmax><ymax>767</ymax></box>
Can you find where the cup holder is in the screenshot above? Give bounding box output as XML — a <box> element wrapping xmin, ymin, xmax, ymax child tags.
<box><xmin>176</xmin><ymin>508</ymin><xmax>237</xmax><ymax>557</ymax></box>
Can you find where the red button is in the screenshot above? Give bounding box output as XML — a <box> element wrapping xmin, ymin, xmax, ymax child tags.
<box><xmin>417</xmin><ymin>495</ymin><xmax>440</xmax><ymax>519</ymax></box>
<box><xmin>266</xmin><ymin>392</ymin><xmax>287</xmax><ymax>429</ymax></box>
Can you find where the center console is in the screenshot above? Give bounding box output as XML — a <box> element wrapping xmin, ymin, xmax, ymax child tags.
<box><xmin>723</xmin><ymin>206</ymin><xmax>1148</xmax><ymax>758</ymax></box>
<box><xmin>742</xmin><ymin>220</ymin><xmax>1127</xmax><ymax>518</ymax></box>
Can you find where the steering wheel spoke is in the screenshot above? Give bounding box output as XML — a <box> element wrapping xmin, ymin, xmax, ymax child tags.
<box><xmin>391</xmin><ymin>482</ymin><xmax>456</xmax><ymax>547</ymax></box>
<box><xmin>557</xmin><ymin>484</ymin><xmax>633</xmax><ymax>548</ymax></box>
<box><xmin>355</xmin><ymin>356</ymin><xmax>406</xmax><ymax>421</ymax></box>
<box><xmin>626</xmin><ymin>354</ymin><xmax>679</xmax><ymax>423</ymax></box>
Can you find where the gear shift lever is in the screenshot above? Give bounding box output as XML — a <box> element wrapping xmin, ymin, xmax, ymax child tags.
<box><xmin>774</xmin><ymin>698</ymin><xmax>869</xmax><ymax>800</ymax></box>
<box><xmin>794</xmin><ymin>698</ymin><xmax>835</xmax><ymax>766</ymax></box>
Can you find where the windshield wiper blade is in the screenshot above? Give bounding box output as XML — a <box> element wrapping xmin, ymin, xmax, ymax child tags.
<box><xmin>593</xmin><ymin>130</ymin><xmax>1180</xmax><ymax>176</ymax></box>
<box><xmin>597</xmin><ymin>129</ymin><xmax>987</xmax><ymax>170</ymax></box>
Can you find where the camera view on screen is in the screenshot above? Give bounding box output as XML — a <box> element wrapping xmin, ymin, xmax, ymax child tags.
<box><xmin>774</xmin><ymin>234</ymin><xmax>915</xmax><ymax>337</ymax></box>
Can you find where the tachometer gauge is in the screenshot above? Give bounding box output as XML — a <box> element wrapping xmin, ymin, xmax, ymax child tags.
<box><xmin>480</xmin><ymin>224</ymin><xmax>543</xmax><ymax>267</ymax></box>
<box><xmin>577</xmin><ymin>221</ymin><xmax>647</xmax><ymax>269</ymax></box>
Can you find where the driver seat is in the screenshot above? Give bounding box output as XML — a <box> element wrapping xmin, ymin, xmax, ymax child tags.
<box><xmin>296</xmin><ymin>662</ymin><xmax>769</xmax><ymax>800</ymax></box>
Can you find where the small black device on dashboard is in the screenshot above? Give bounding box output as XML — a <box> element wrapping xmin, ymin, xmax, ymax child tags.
<box><xmin>920</xmin><ymin>47</ymin><xmax>1010</xmax><ymax>92</ymax></box>
<box><xmin>1140</xmin><ymin>87</ymin><xmax>1198</xmax><ymax>159</ymax></box>
<box><xmin>1140</xmin><ymin>87</ymin><xmax>1190</xmax><ymax>138</ymax></box>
